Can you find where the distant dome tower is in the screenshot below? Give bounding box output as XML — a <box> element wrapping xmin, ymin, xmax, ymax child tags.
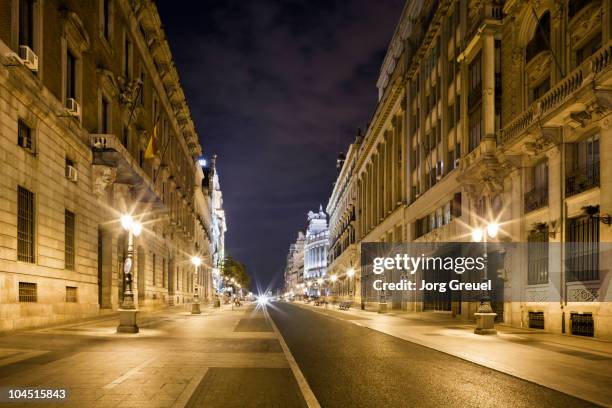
<box><xmin>304</xmin><ymin>205</ymin><xmax>330</xmax><ymax>296</ymax></box>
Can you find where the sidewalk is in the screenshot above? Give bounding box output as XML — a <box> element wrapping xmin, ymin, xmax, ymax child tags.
<box><xmin>0</xmin><ymin>303</ymin><xmax>309</xmax><ymax>408</ymax></box>
<box><xmin>293</xmin><ymin>301</ymin><xmax>612</xmax><ymax>407</ymax></box>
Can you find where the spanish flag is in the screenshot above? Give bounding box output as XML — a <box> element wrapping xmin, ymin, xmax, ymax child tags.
<box><xmin>144</xmin><ymin>120</ymin><xmax>158</xmax><ymax>159</ymax></box>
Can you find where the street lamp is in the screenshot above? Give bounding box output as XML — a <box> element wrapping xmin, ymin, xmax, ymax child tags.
<box><xmin>117</xmin><ymin>214</ymin><xmax>142</xmax><ymax>333</ymax></box>
<box><xmin>191</xmin><ymin>256</ymin><xmax>202</xmax><ymax>314</ymax></box>
<box><xmin>471</xmin><ymin>221</ymin><xmax>499</xmax><ymax>335</ymax></box>
<box><xmin>330</xmin><ymin>274</ymin><xmax>337</xmax><ymax>303</ymax></box>
<box><xmin>347</xmin><ymin>268</ymin><xmax>355</xmax><ymax>303</ymax></box>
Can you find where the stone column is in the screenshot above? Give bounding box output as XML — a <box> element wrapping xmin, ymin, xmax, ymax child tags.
<box><xmin>483</xmin><ymin>33</ymin><xmax>496</xmax><ymax>141</ymax></box>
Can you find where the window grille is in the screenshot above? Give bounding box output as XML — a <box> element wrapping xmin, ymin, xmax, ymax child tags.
<box><xmin>571</xmin><ymin>313</ymin><xmax>594</xmax><ymax>337</ymax></box>
<box><xmin>66</xmin><ymin>286</ymin><xmax>77</xmax><ymax>303</ymax></box>
<box><xmin>528</xmin><ymin>227</ymin><xmax>549</xmax><ymax>284</ymax></box>
<box><xmin>17</xmin><ymin>186</ymin><xmax>35</xmax><ymax>263</ymax></box>
<box><xmin>528</xmin><ymin>311</ymin><xmax>545</xmax><ymax>329</ymax></box>
<box><xmin>65</xmin><ymin>210</ymin><xmax>75</xmax><ymax>270</ymax></box>
<box><xmin>19</xmin><ymin>282</ymin><xmax>37</xmax><ymax>302</ymax></box>
<box><xmin>567</xmin><ymin>215</ymin><xmax>599</xmax><ymax>281</ymax></box>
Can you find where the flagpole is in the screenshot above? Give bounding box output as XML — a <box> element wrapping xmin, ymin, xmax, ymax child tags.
<box><xmin>152</xmin><ymin>125</ymin><xmax>172</xmax><ymax>186</ymax></box>
<box><xmin>126</xmin><ymin>80</ymin><xmax>143</xmax><ymax>128</ymax></box>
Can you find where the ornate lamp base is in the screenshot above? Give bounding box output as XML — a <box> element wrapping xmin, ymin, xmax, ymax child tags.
<box><xmin>117</xmin><ymin>309</ymin><xmax>139</xmax><ymax>333</ymax></box>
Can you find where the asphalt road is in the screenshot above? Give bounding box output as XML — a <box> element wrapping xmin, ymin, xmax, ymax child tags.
<box><xmin>268</xmin><ymin>302</ymin><xmax>598</xmax><ymax>408</ymax></box>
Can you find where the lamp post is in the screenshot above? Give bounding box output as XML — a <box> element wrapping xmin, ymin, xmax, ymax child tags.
<box><xmin>471</xmin><ymin>221</ymin><xmax>499</xmax><ymax>335</ymax></box>
<box><xmin>330</xmin><ymin>274</ymin><xmax>337</xmax><ymax>306</ymax></box>
<box><xmin>191</xmin><ymin>256</ymin><xmax>201</xmax><ymax>314</ymax></box>
<box><xmin>347</xmin><ymin>268</ymin><xmax>355</xmax><ymax>304</ymax></box>
<box><xmin>117</xmin><ymin>214</ymin><xmax>142</xmax><ymax>333</ymax></box>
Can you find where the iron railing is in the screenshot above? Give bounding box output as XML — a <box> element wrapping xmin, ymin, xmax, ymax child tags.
<box><xmin>499</xmin><ymin>40</ymin><xmax>612</xmax><ymax>146</ymax></box>
<box><xmin>524</xmin><ymin>186</ymin><xmax>548</xmax><ymax>213</ymax></box>
<box><xmin>566</xmin><ymin>162</ymin><xmax>600</xmax><ymax>197</ymax></box>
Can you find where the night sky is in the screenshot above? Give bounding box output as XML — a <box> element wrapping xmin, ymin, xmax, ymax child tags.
<box><xmin>157</xmin><ymin>0</ymin><xmax>405</xmax><ymax>291</ymax></box>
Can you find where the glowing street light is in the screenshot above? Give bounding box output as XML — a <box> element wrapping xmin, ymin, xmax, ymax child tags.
<box><xmin>330</xmin><ymin>274</ymin><xmax>337</xmax><ymax>282</ymax></box>
<box><xmin>347</xmin><ymin>268</ymin><xmax>355</xmax><ymax>303</ymax></box>
<box><xmin>471</xmin><ymin>227</ymin><xmax>484</xmax><ymax>243</ymax></box>
<box><xmin>487</xmin><ymin>222</ymin><xmax>499</xmax><ymax>239</ymax></box>
<box><xmin>191</xmin><ymin>256</ymin><xmax>202</xmax><ymax>314</ymax></box>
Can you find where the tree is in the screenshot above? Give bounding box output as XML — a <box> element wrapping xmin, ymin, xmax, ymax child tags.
<box><xmin>221</xmin><ymin>256</ymin><xmax>251</xmax><ymax>288</ymax></box>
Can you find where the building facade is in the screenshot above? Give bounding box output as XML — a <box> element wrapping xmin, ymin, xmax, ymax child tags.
<box><xmin>327</xmin><ymin>0</ymin><xmax>612</xmax><ymax>340</ymax></box>
<box><xmin>327</xmin><ymin>139</ymin><xmax>361</xmax><ymax>304</ymax></box>
<box><xmin>0</xmin><ymin>0</ymin><xmax>216</xmax><ymax>330</ymax></box>
<box><xmin>283</xmin><ymin>231</ymin><xmax>304</xmax><ymax>297</ymax></box>
<box><xmin>304</xmin><ymin>206</ymin><xmax>329</xmax><ymax>296</ymax></box>
<box><xmin>204</xmin><ymin>154</ymin><xmax>226</xmax><ymax>294</ymax></box>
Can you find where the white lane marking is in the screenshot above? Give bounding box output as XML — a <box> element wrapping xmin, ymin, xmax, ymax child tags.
<box><xmin>171</xmin><ymin>370</ymin><xmax>207</xmax><ymax>408</ymax></box>
<box><xmin>265</xmin><ymin>306</ymin><xmax>321</xmax><ymax>408</ymax></box>
<box><xmin>0</xmin><ymin>349</ymin><xmax>49</xmax><ymax>367</ymax></box>
<box><xmin>102</xmin><ymin>355</ymin><xmax>157</xmax><ymax>389</ymax></box>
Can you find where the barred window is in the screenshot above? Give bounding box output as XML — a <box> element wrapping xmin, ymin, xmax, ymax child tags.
<box><xmin>571</xmin><ymin>313</ymin><xmax>594</xmax><ymax>337</ymax></box>
<box><xmin>17</xmin><ymin>186</ymin><xmax>35</xmax><ymax>263</ymax></box>
<box><xmin>567</xmin><ymin>215</ymin><xmax>599</xmax><ymax>282</ymax></box>
<box><xmin>19</xmin><ymin>282</ymin><xmax>37</xmax><ymax>302</ymax></box>
<box><xmin>65</xmin><ymin>210</ymin><xmax>75</xmax><ymax>270</ymax></box>
<box><xmin>528</xmin><ymin>227</ymin><xmax>549</xmax><ymax>285</ymax></box>
<box><xmin>65</xmin><ymin>286</ymin><xmax>77</xmax><ymax>303</ymax></box>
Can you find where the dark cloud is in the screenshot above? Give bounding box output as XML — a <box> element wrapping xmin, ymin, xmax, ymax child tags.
<box><xmin>157</xmin><ymin>0</ymin><xmax>404</xmax><ymax>289</ymax></box>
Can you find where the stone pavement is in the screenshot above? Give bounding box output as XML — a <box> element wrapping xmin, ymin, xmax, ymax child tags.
<box><xmin>0</xmin><ymin>304</ymin><xmax>309</xmax><ymax>408</ymax></box>
<box><xmin>293</xmin><ymin>301</ymin><xmax>612</xmax><ymax>407</ymax></box>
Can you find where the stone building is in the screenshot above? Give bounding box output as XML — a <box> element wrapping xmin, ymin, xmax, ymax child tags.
<box><xmin>304</xmin><ymin>206</ymin><xmax>329</xmax><ymax>297</ymax></box>
<box><xmin>0</xmin><ymin>0</ymin><xmax>215</xmax><ymax>330</ymax></box>
<box><xmin>327</xmin><ymin>137</ymin><xmax>362</xmax><ymax>305</ymax></box>
<box><xmin>327</xmin><ymin>0</ymin><xmax>612</xmax><ymax>340</ymax></box>
<box><xmin>283</xmin><ymin>231</ymin><xmax>304</xmax><ymax>296</ymax></box>
<box><xmin>203</xmin><ymin>154</ymin><xmax>226</xmax><ymax>294</ymax></box>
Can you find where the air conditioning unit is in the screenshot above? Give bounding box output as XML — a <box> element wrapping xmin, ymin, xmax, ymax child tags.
<box><xmin>19</xmin><ymin>45</ymin><xmax>38</xmax><ymax>72</ymax></box>
<box><xmin>66</xmin><ymin>165</ymin><xmax>78</xmax><ymax>182</ymax></box>
<box><xmin>65</xmin><ymin>98</ymin><xmax>81</xmax><ymax>117</ymax></box>
<box><xmin>454</xmin><ymin>158</ymin><xmax>460</xmax><ymax>168</ymax></box>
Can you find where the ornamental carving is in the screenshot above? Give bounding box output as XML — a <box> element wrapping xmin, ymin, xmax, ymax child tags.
<box><xmin>569</xmin><ymin>288</ymin><xmax>599</xmax><ymax>302</ymax></box>
<box><xmin>526</xmin><ymin>289</ymin><xmax>549</xmax><ymax>302</ymax></box>
<box><xmin>92</xmin><ymin>165</ymin><xmax>117</xmax><ymax>199</ymax></box>
<box><xmin>525</xmin><ymin>51</ymin><xmax>551</xmax><ymax>87</ymax></box>
<box><xmin>569</xmin><ymin>3</ymin><xmax>602</xmax><ymax>49</ymax></box>
<box><xmin>523</xmin><ymin>126</ymin><xmax>561</xmax><ymax>155</ymax></box>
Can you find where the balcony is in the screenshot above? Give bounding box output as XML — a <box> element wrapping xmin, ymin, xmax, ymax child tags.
<box><xmin>524</xmin><ymin>186</ymin><xmax>548</xmax><ymax>213</ymax></box>
<box><xmin>566</xmin><ymin>163</ymin><xmax>600</xmax><ymax>197</ymax></box>
<box><xmin>466</xmin><ymin>1</ymin><xmax>503</xmax><ymax>40</ymax></box>
<box><xmin>90</xmin><ymin>133</ymin><xmax>161</xmax><ymax>205</ymax></box>
<box><xmin>499</xmin><ymin>40</ymin><xmax>612</xmax><ymax>147</ymax></box>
